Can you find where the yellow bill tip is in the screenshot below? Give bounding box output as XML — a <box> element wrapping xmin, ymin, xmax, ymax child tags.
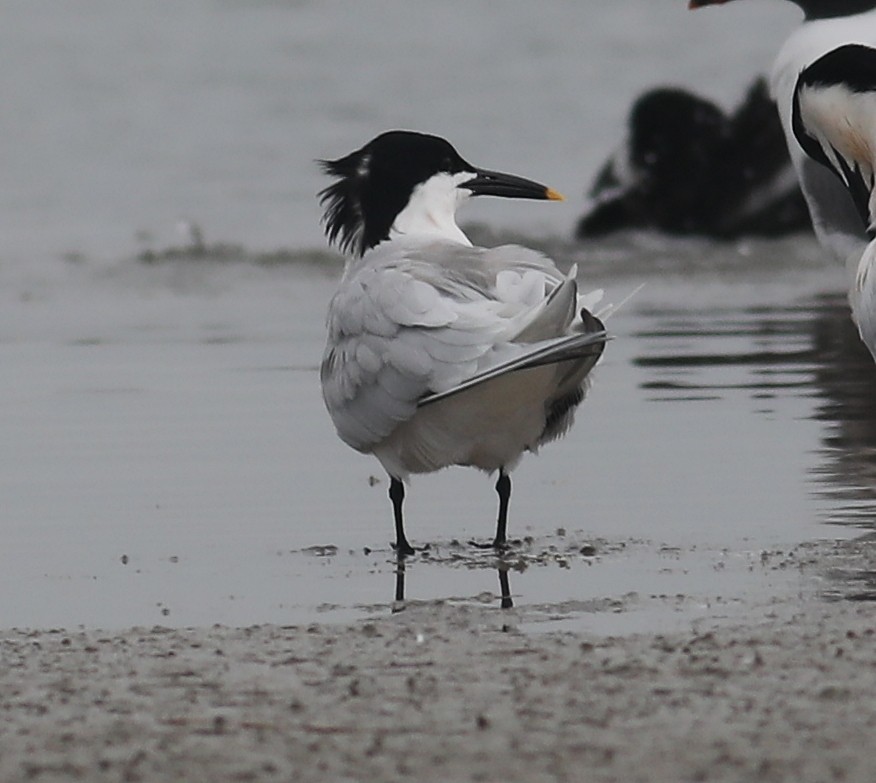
<box><xmin>545</xmin><ymin>187</ymin><xmax>565</xmax><ymax>202</ymax></box>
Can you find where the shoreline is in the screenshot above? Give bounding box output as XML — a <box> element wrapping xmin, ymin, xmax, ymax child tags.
<box><xmin>3</xmin><ymin>536</ymin><xmax>875</xmax><ymax>782</ymax></box>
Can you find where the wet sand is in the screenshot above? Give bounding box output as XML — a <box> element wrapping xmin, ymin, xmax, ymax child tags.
<box><xmin>3</xmin><ymin>536</ymin><xmax>875</xmax><ymax>783</ymax></box>
<box><xmin>5</xmin><ymin>4</ymin><xmax>876</xmax><ymax>778</ymax></box>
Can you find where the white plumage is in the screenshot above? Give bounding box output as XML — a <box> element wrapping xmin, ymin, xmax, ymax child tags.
<box><xmin>774</xmin><ymin>8</ymin><xmax>876</xmax><ymax>254</ymax></box>
<box><xmin>322</xmin><ymin>240</ymin><xmax>604</xmax><ymax>476</ymax></box>
<box><xmin>850</xmin><ymin>237</ymin><xmax>876</xmax><ymax>354</ymax></box>
<box><xmin>317</xmin><ymin>130</ymin><xmax>608</xmax><ymax>554</ymax></box>
<box><xmin>692</xmin><ymin>0</ymin><xmax>876</xmax><ymax>360</ymax></box>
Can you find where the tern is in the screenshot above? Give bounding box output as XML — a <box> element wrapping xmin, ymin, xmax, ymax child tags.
<box><xmin>690</xmin><ymin>0</ymin><xmax>876</xmax><ymax>358</ymax></box>
<box><xmin>318</xmin><ymin>130</ymin><xmax>608</xmax><ymax>555</ymax></box>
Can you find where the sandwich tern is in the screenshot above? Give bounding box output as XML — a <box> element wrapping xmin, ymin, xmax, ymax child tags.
<box><xmin>318</xmin><ymin>130</ymin><xmax>608</xmax><ymax>555</ymax></box>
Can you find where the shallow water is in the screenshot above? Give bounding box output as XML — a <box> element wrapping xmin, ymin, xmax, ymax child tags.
<box><xmin>2</xmin><ymin>235</ymin><xmax>875</xmax><ymax>632</ymax></box>
<box><xmin>3</xmin><ymin>2</ymin><xmax>875</xmax><ymax>632</ymax></box>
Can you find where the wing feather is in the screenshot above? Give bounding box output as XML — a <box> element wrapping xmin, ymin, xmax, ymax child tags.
<box><xmin>321</xmin><ymin>239</ymin><xmax>603</xmax><ymax>452</ymax></box>
<box><xmin>417</xmin><ymin>328</ymin><xmax>607</xmax><ymax>407</ymax></box>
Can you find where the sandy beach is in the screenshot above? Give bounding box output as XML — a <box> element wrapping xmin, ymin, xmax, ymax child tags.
<box><xmin>4</xmin><ymin>240</ymin><xmax>874</xmax><ymax>783</ymax></box>
<box><xmin>4</xmin><ymin>4</ymin><xmax>876</xmax><ymax>781</ymax></box>
<box><xmin>3</xmin><ymin>536</ymin><xmax>875</xmax><ymax>783</ymax></box>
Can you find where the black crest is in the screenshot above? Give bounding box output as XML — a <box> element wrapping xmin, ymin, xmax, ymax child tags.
<box><xmin>318</xmin><ymin>148</ymin><xmax>369</xmax><ymax>257</ymax></box>
<box><xmin>318</xmin><ymin>131</ymin><xmax>472</xmax><ymax>257</ymax></box>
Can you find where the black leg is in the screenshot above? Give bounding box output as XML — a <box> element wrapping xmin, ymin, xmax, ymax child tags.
<box><xmin>493</xmin><ymin>470</ymin><xmax>511</xmax><ymax>549</ymax></box>
<box><xmin>389</xmin><ymin>477</ymin><xmax>415</xmax><ymax>556</ymax></box>
<box><xmin>498</xmin><ymin>566</ymin><xmax>513</xmax><ymax>609</ymax></box>
<box><xmin>469</xmin><ymin>469</ymin><xmax>514</xmax><ymax>551</ymax></box>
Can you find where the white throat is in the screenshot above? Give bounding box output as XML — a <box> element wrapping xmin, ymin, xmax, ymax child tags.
<box><xmin>390</xmin><ymin>171</ymin><xmax>474</xmax><ymax>246</ymax></box>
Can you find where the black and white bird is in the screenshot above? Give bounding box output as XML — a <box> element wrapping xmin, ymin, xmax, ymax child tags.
<box><xmin>318</xmin><ymin>130</ymin><xmax>608</xmax><ymax>555</ymax></box>
<box><xmin>691</xmin><ymin>0</ymin><xmax>876</xmax><ymax>358</ymax></box>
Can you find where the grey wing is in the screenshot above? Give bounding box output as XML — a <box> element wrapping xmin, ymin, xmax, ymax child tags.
<box><xmin>417</xmin><ymin>326</ymin><xmax>607</xmax><ymax>407</ymax></box>
<box><xmin>320</xmin><ymin>242</ymin><xmax>587</xmax><ymax>453</ymax></box>
<box><xmin>417</xmin><ymin>262</ymin><xmax>606</xmax><ymax>405</ymax></box>
<box><xmin>321</xmin><ymin>261</ymin><xmax>506</xmax><ymax>452</ymax></box>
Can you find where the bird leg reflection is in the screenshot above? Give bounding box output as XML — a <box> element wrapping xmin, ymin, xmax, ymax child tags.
<box><xmin>390</xmin><ymin>555</ymin><xmax>514</xmax><ymax>611</ymax></box>
<box><xmin>392</xmin><ymin>554</ymin><xmax>406</xmax><ymax>613</ymax></box>
<box><xmin>498</xmin><ymin>565</ymin><xmax>514</xmax><ymax>609</ymax></box>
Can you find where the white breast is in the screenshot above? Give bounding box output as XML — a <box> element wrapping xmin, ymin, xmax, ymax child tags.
<box><xmin>848</xmin><ymin>238</ymin><xmax>876</xmax><ymax>360</ymax></box>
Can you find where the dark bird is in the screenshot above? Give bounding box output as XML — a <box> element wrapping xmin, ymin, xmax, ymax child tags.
<box><xmin>576</xmin><ymin>78</ymin><xmax>809</xmax><ymax>239</ymax></box>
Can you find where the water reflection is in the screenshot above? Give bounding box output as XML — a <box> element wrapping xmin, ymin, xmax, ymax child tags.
<box><xmin>807</xmin><ymin>300</ymin><xmax>876</xmax><ymax>524</ymax></box>
<box><xmin>634</xmin><ymin>292</ymin><xmax>876</xmax><ymax>528</ymax></box>
<box><xmin>391</xmin><ymin>554</ymin><xmax>514</xmax><ymax>612</ymax></box>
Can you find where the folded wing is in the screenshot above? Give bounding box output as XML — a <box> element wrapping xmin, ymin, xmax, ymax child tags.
<box><xmin>320</xmin><ymin>241</ymin><xmax>604</xmax><ymax>452</ymax></box>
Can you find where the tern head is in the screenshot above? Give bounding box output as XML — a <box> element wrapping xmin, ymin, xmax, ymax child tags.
<box><xmin>689</xmin><ymin>0</ymin><xmax>876</xmax><ymax>20</ymax></box>
<box><xmin>319</xmin><ymin>130</ymin><xmax>563</xmax><ymax>257</ymax></box>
